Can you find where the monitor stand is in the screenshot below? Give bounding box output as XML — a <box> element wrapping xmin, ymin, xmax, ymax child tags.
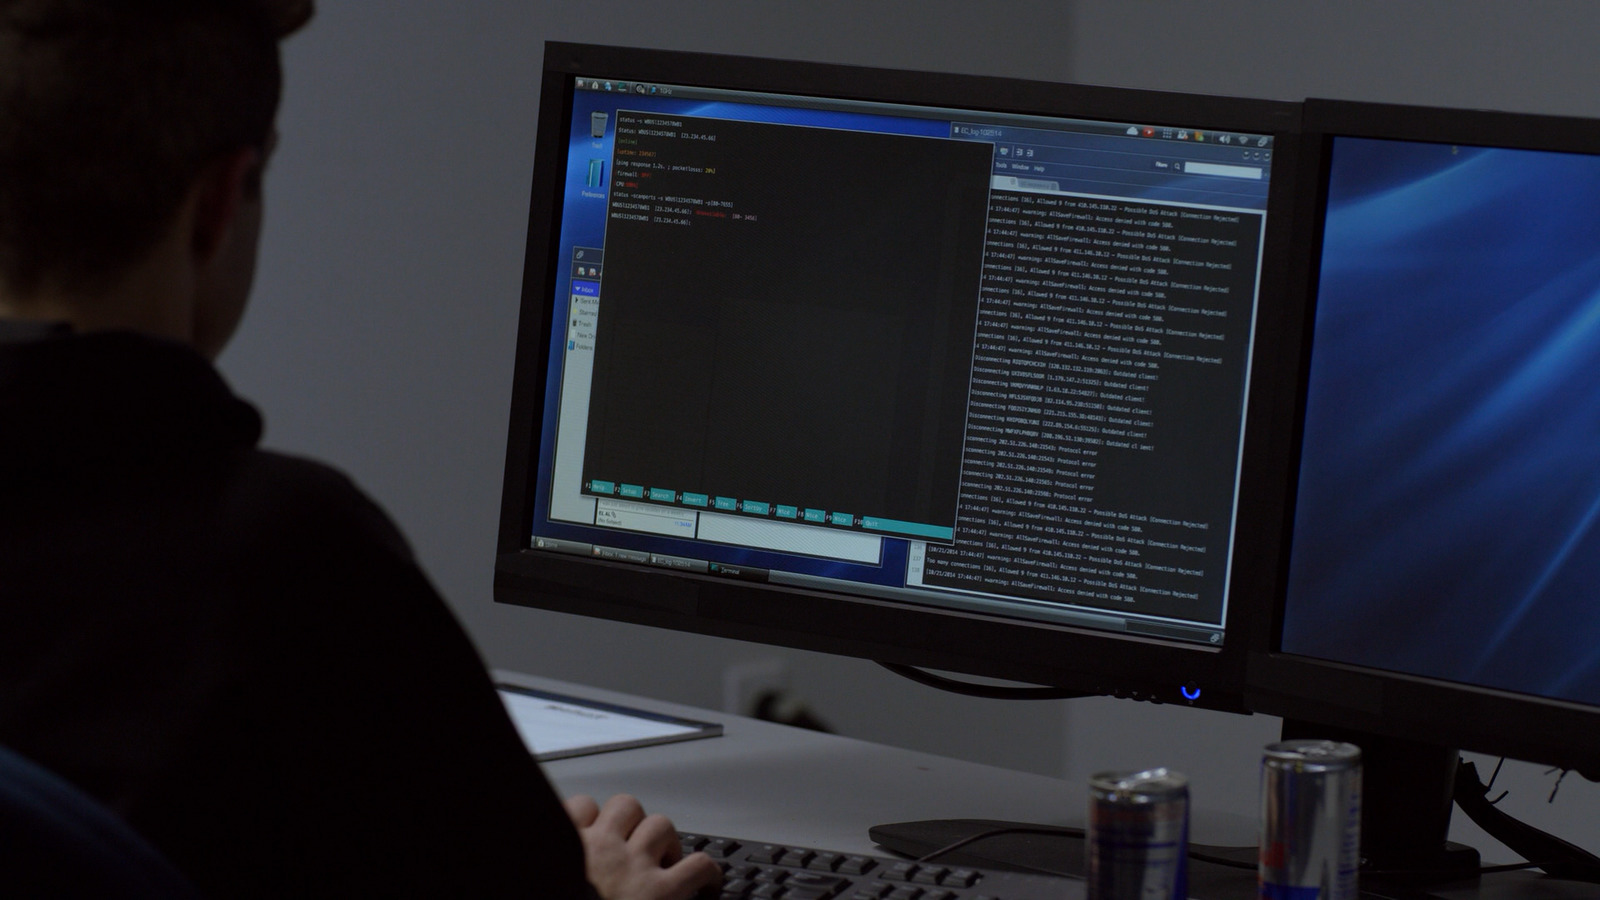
<box><xmin>869</xmin><ymin>721</ymin><xmax>1494</xmax><ymax>898</ymax></box>
<box><xmin>867</xmin><ymin>817</ymin><xmax>1260</xmax><ymax>895</ymax></box>
<box><xmin>1277</xmin><ymin>720</ymin><xmax>1480</xmax><ymax>883</ymax></box>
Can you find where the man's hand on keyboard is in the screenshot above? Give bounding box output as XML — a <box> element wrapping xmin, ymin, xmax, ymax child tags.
<box><xmin>565</xmin><ymin>794</ymin><xmax>722</xmax><ymax>900</ymax></box>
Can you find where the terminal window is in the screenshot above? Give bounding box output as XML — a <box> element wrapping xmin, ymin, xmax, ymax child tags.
<box><xmin>537</xmin><ymin>80</ymin><xmax>1274</xmax><ymax>643</ymax></box>
<box><xmin>581</xmin><ymin>112</ymin><xmax>992</xmax><ymax>542</ymax></box>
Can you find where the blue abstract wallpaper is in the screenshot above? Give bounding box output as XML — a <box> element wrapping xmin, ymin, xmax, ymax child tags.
<box><xmin>1284</xmin><ymin>136</ymin><xmax>1600</xmax><ymax>706</ymax></box>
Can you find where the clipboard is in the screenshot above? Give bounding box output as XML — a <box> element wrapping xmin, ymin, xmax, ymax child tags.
<box><xmin>496</xmin><ymin>683</ymin><xmax>723</xmax><ymax>761</ymax></box>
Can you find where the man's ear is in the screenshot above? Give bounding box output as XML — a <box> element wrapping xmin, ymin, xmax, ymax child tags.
<box><xmin>188</xmin><ymin>147</ymin><xmax>263</xmax><ymax>263</ymax></box>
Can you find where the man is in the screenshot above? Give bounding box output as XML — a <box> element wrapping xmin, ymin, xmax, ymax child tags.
<box><xmin>0</xmin><ymin>2</ymin><xmax>719</xmax><ymax>897</ymax></box>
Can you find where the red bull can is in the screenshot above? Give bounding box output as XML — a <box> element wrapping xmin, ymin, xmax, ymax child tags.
<box><xmin>1259</xmin><ymin>739</ymin><xmax>1362</xmax><ymax>900</ymax></box>
<box><xmin>1087</xmin><ymin>767</ymin><xmax>1189</xmax><ymax>900</ymax></box>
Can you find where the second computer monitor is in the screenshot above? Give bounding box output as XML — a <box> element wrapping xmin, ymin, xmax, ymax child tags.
<box><xmin>1254</xmin><ymin>98</ymin><xmax>1600</xmax><ymax>775</ymax></box>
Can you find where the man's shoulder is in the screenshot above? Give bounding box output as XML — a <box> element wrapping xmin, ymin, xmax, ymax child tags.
<box><xmin>230</xmin><ymin>448</ymin><xmax>381</xmax><ymax>517</ymax></box>
<box><xmin>221</xmin><ymin>448</ymin><xmax>415</xmax><ymax>562</ymax></box>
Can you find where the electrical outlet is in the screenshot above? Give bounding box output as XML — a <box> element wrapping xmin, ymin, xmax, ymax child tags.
<box><xmin>721</xmin><ymin>658</ymin><xmax>790</xmax><ymax>715</ymax></box>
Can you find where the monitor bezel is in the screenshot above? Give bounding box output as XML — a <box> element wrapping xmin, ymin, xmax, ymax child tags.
<box><xmin>496</xmin><ymin>42</ymin><xmax>1305</xmax><ymax>714</ymax></box>
<box><xmin>1247</xmin><ymin>98</ymin><xmax>1600</xmax><ymax>773</ymax></box>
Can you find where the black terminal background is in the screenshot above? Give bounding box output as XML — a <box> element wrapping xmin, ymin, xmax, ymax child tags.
<box><xmin>921</xmin><ymin>198</ymin><xmax>1265</xmax><ymax>626</ymax></box>
<box><xmin>581</xmin><ymin>112</ymin><xmax>993</xmax><ymax>532</ymax></box>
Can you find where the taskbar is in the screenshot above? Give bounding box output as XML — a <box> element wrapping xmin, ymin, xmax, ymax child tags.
<box><xmin>530</xmin><ymin>535</ymin><xmax>1223</xmax><ymax>645</ymax></box>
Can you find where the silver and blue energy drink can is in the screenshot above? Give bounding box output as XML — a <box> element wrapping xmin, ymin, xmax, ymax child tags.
<box><xmin>1259</xmin><ymin>740</ymin><xmax>1362</xmax><ymax>900</ymax></box>
<box><xmin>1087</xmin><ymin>767</ymin><xmax>1189</xmax><ymax>900</ymax></box>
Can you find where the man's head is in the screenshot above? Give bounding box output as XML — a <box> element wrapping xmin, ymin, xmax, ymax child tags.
<box><xmin>0</xmin><ymin>0</ymin><xmax>312</xmax><ymax>352</ymax></box>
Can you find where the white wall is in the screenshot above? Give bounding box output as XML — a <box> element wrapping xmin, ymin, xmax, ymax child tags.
<box><xmin>222</xmin><ymin>0</ymin><xmax>1090</xmax><ymax>788</ymax></box>
<box><xmin>1068</xmin><ymin>0</ymin><xmax>1600</xmax><ymax>116</ymax></box>
<box><xmin>221</xmin><ymin>0</ymin><xmax>1600</xmax><ymax>859</ymax></box>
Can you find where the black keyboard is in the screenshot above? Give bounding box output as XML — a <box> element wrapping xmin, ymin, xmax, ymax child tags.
<box><xmin>680</xmin><ymin>832</ymin><xmax>1083</xmax><ymax>900</ymax></box>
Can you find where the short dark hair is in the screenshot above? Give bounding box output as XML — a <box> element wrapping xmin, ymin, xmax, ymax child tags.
<box><xmin>0</xmin><ymin>0</ymin><xmax>312</xmax><ymax>296</ymax></box>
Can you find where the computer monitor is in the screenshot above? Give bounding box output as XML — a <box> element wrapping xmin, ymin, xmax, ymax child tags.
<box><xmin>495</xmin><ymin>43</ymin><xmax>1302</xmax><ymax>719</ymax></box>
<box><xmin>1250</xmin><ymin>98</ymin><xmax>1600</xmax><ymax>870</ymax></box>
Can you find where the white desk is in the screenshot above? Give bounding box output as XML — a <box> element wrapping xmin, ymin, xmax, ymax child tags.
<box><xmin>501</xmin><ymin>671</ymin><xmax>1600</xmax><ymax>900</ymax></box>
<box><xmin>499</xmin><ymin>671</ymin><xmax>1086</xmax><ymax>858</ymax></box>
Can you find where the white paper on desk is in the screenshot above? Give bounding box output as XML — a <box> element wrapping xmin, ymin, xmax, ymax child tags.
<box><xmin>498</xmin><ymin>687</ymin><xmax>719</xmax><ymax>761</ymax></box>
